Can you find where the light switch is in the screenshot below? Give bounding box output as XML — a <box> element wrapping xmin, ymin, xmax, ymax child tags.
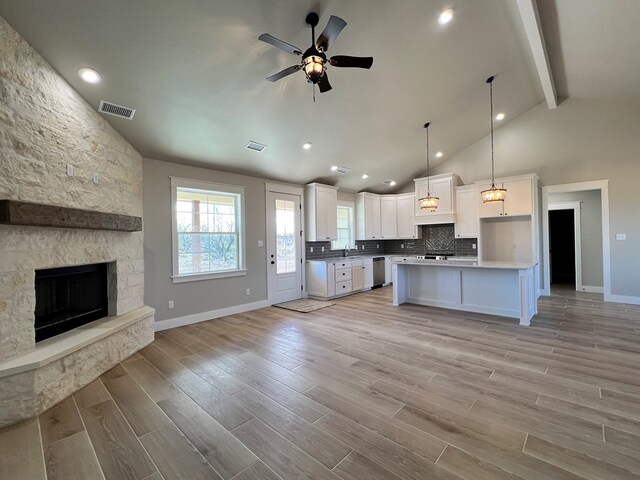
<box><xmin>257</xmin><ymin>240</ymin><xmax>263</xmax><ymax>247</ymax></box>
<box><xmin>310</xmin><ymin>246</ymin><xmax>314</xmax><ymax>253</ymax></box>
<box><xmin>66</xmin><ymin>164</ymin><xmax>74</xmax><ymax>177</ymax></box>
<box><xmin>616</xmin><ymin>233</ymin><xmax>626</xmax><ymax>240</ymax></box>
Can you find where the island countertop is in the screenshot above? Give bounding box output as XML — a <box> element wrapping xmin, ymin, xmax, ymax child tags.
<box><xmin>390</xmin><ymin>257</ymin><xmax>536</xmax><ymax>270</ymax></box>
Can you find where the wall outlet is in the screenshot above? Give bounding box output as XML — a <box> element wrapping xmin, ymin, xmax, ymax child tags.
<box><xmin>321</xmin><ymin>246</ymin><xmax>325</xmax><ymax>252</ymax></box>
<box><xmin>257</xmin><ymin>240</ymin><xmax>263</xmax><ymax>247</ymax></box>
<box><xmin>401</xmin><ymin>244</ymin><xmax>404</xmax><ymax>249</ymax></box>
<box><xmin>168</xmin><ymin>300</ymin><xmax>174</xmax><ymax>309</ymax></box>
<box><xmin>92</xmin><ymin>173</ymin><xmax>100</xmax><ymax>184</ymax></box>
<box><xmin>376</xmin><ymin>244</ymin><xmax>379</xmax><ymax>249</ymax></box>
<box><xmin>66</xmin><ymin>164</ymin><xmax>74</xmax><ymax>177</ymax></box>
<box><xmin>245</xmin><ymin>288</ymin><xmax>251</xmax><ymax>296</ymax></box>
<box><xmin>310</xmin><ymin>247</ymin><xmax>314</xmax><ymax>253</ymax></box>
<box><xmin>472</xmin><ymin>243</ymin><xmax>477</xmax><ymax>250</ymax></box>
<box><xmin>616</xmin><ymin>233</ymin><xmax>626</xmax><ymax>240</ymax></box>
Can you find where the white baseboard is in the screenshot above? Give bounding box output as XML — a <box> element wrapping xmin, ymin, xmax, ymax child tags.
<box><xmin>154</xmin><ymin>299</ymin><xmax>271</xmax><ymax>332</ymax></box>
<box><xmin>605</xmin><ymin>294</ymin><xmax>640</xmax><ymax>306</ymax></box>
<box><xmin>580</xmin><ymin>285</ymin><xmax>604</xmax><ymax>294</ymax></box>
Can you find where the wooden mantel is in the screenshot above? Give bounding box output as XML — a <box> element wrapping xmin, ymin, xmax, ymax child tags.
<box><xmin>0</xmin><ymin>200</ymin><xmax>142</xmax><ymax>232</ymax></box>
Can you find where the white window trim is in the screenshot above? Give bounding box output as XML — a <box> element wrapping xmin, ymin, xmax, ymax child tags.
<box><xmin>332</xmin><ymin>201</ymin><xmax>355</xmax><ymax>250</ymax></box>
<box><xmin>170</xmin><ymin>176</ymin><xmax>247</xmax><ymax>283</ymax></box>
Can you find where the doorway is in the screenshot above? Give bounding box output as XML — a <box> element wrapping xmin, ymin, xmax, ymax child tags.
<box><xmin>266</xmin><ymin>189</ymin><xmax>303</xmax><ymax>304</ymax></box>
<box><xmin>541</xmin><ymin>180</ymin><xmax>609</xmax><ymax>298</ymax></box>
<box><xmin>548</xmin><ymin>207</ymin><xmax>579</xmax><ymax>288</ymax></box>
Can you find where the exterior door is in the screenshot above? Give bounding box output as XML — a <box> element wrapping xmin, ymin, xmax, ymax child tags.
<box><xmin>266</xmin><ymin>192</ymin><xmax>303</xmax><ymax>303</ymax></box>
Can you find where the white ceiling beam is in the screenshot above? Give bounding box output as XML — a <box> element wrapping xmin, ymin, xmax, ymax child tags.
<box><xmin>516</xmin><ymin>0</ymin><xmax>557</xmax><ymax>109</ymax></box>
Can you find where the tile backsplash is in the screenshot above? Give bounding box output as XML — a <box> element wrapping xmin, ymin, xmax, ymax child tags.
<box><xmin>305</xmin><ymin>224</ymin><xmax>477</xmax><ymax>260</ymax></box>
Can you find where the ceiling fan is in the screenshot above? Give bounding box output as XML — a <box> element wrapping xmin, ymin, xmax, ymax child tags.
<box><xmin>259</xmin><ymin>12</ymin><xmax>373</xmax><ymax>96</ymax></box>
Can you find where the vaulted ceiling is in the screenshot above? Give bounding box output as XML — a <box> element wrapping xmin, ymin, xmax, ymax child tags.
<box><xmin>1</xmin><ymin>0</ymin><xmax>637</xmax><ymax>192</ymax></box>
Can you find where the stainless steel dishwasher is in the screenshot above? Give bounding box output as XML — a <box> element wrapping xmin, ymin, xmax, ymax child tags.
<box><xmin>372</xmin><ymin>257</ymin><xmax>385</xmax><ymax>288</ymax></box>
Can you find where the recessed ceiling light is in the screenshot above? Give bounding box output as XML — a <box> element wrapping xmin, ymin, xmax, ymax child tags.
<box><xmin>362</xmin><ymin>174</ymin><xmax>369</xmax><ymax>179</ymax></box>
<box><xmin>435</xmin><ymin>151</ymin><xmax>443</xmax><ymax>158</ymax></box>
<box><xmin>78</xmin><ymin>67</ymin><xmax>101</xmax><ymax>84</ymax></box>
<box><xmin>330</xmin><ymin>165</ymin><xmax>338</xmax><ymax>171</ymax></box>
<box><xmin>303</xmin><ymin>142</ymin><xmax>312</xmax><ymax>150</ymax></box>
<box><xmin>438</xmin><ymin>9</ymin><xmax>454</xmax><ymax>25</ymax></box>
<box><xmin>495</xmin><ymin>112</ymin><xmax>505</xmax><ymax>121</ymax></box>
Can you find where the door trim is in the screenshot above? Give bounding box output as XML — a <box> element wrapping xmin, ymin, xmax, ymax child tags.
<box><xmin>265</xmin><ymin>184</ymin><xmax>306</xmax><ymax>303</ymax></box>
<box><xmin>541</xmin><ymin>180</ymin><xmax>610</xmax><ymax>299</ymax></box>
<box><xmin>548</xmin><ymin>201</ymin><xmax>582</xmax><ymax>292</ymax></box>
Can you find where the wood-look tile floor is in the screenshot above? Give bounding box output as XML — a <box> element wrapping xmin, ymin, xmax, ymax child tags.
<box><xmin>3</xmin><ymin>286</ymin><xmax>640</xmax><ymax>480</ymax></box>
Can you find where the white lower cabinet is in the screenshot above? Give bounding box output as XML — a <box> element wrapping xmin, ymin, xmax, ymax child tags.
<box><xmin>306</xmin><ymin>258</ymin><xmax>374</xmax><ymax>299</ymax></box>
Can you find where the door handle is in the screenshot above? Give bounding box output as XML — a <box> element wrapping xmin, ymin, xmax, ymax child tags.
<box><xmin>270</xmin><ymin>261</ymin><xmax>275</xmax><ymax>265</ymax></box>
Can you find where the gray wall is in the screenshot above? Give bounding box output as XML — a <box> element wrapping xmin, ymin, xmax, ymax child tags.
<box><xmin>549</xmin><ymin>190</ymin><xmax>603</xmax><ymax>288</ymax></box>
<box><xmin>430</xmin><ymin>98</ymin><xmax>640</xmax><ymax>298</ymax></box>
<box><xmin>143</xmin><ymin>158</ymin><xmax>272</xmax><ymax>322</ymax></box>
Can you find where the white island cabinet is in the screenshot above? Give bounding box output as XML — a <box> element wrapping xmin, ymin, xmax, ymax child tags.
<box><xmin>392</xmin><ymin>258</ymin><xmax>537</xmax><ymax>326</ymax></box>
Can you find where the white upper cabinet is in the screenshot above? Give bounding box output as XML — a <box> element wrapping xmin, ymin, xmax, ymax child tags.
<box><xmin>356</xmin><ymin>193</ymin><xmax>381</xmax><ymax>240</ymax></box>
<box><xmin>455</xmin><ymin>185</ymin><xmax>479</xmax><ymax>238</ymax></box>
<box><xmin>305</xmin><ymin>183</ymin><xmax>338</xmax><ymax>241</ymax></box>
<box><xmin>380</xmin><ymin>196</ymin><xmax>397</xmax><ymax>239</ymax></box>
<box><xmin>414</xmin><ymin>173</ymin><xmax>460</xmax><ymax>224</ymax></box>
<box><xmin>477</xmin><ymin>175</ymin><xmax>535</xmax><ymax>218</ymax></box>
<box><xmin>396</xmin><ymin>193</ymin><xmax>419</xmax><ymax>239</ymax></box>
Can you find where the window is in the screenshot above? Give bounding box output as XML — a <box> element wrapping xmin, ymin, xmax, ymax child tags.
<box><xmin>332</xmin><ymin>203</ymin><xmax>354</xmax><ymax>250</ymax></box>
<box><xmin>171</xmin><ymin>178</ymin><xmax>246</xmax><ymax>282</ymax></box>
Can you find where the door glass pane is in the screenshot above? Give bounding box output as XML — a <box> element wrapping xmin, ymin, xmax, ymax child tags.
<box><xmin>275</xmin><ymin>200</ymin><xmax>297</xmax><ymax>274</ymax></box>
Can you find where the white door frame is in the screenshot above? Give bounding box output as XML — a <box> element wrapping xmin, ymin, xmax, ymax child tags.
<box><xmin>265</xmin><ymin>183</ymin><xmax>305</xmax><ymax>303</ymax></box>
<box><xmin>548</xmin><ymin>201</ymin><xmax>583</xmax><ymax>292</ymax></box>
<box><xmin>541</xmin><ymin>180</ymin><xmax>610</xmax><ymax>298</ymax></box>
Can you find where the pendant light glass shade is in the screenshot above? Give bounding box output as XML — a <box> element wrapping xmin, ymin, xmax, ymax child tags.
<box><xmin>481</xmin><ymin>76</ymin><xmax>507</xmax><ymax>204</ymax></box>
<box><xmin>418</xmin><ymin>122</ymin><xmax>439</xmax><ymax>211</ymax></box>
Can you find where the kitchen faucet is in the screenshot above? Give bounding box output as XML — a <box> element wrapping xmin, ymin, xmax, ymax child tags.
<box><xmin>344</xmin><ymin>244</ymin><xmax>351</xmax><ymax>257</ymax></box>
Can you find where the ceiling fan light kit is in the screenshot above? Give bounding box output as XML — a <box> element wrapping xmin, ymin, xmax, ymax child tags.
<box><xmin>480</xmin><ymin>75</ymin><xmax>507</xmax><ymax>204</ymax></box>
<box><xmin>418</xmin><ymin>122</ymin><xmax>440</xmax><ymax>211</ymax></box>
<box><xmin>259</xmin><ymin>12</ymin><xmax>373</xmax><ymax>98</ymax></box>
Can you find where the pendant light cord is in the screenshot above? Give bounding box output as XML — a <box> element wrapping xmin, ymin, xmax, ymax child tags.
<box><xmin>424</xmin><ymin>122</ymin><xmax>431</xmax><ymax>194</ymax></box>
<box><xmin>488</xmin><ymin>77</ymin><xmax>495</xmax><ymax>188</ymax></box>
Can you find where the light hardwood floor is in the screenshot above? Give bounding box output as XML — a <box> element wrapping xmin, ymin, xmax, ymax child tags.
<box><xmin>2</xmin><ymin>286</ymin><xmax>640</xmax><ymax>480</ymax></box>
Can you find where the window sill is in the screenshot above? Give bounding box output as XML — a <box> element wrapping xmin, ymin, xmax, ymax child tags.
<box><xmin>171</xmin><ymin>269</ymin><xmax>247</xmax><ymax>283</ymax></box>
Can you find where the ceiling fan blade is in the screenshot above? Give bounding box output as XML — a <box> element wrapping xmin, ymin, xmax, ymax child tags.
<box><xmin>318</xmin><ymin>73</ymin><xmax>332</xmax><ymax>93</ymax></box>
<box><xmin>329</xmin><ymin>55</ymin><xmax>374</xmax><ymax>69</ymax></box>
<box><xmin>266</xmin><ymin>65</ymin><xmax>302</xmax><ymax>82</ymax></box>
<box><xmin>316</xmin><ymin>15</ymin><xmax>347</xmax><ymax>51</ymax></box>
<box><xmin>258</xmin><ymin>34</ymin><xmax>302</xmax><ymax>55</ymax></box>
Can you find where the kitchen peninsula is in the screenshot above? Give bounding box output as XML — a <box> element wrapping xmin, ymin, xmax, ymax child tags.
<box><xmin>392</xmin><ymin>257</ymin><xmax>537</xmax><ymax>325</ymax></box>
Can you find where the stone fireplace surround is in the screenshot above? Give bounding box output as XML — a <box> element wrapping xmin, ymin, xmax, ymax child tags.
<box><xmin>0</xmin><ymin>16</ymin><xmax>154</xmax><ymax>427</ymax></box>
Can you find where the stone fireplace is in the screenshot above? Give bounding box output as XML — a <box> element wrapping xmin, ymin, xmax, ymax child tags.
<box><xmin>0</xmin><ymin>17</ymin><xmax>154</xmax><ymax>426</ymax></box>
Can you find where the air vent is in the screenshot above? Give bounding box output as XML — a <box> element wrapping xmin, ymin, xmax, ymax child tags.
<box><xmin>335</xmin><ymin>166</ymin><xmax>350</xmax><ymax>175</ymax></box>
<box><xmin>383</xmin><ymin>179</ymin><xmax>394</xmax><ymax>185</ymax></box>
<box><xmin>246</xmin><ymin>141</ymin><xmax>267</xmax><ymax>152</ymax></box>
<box><xmin>98</xmin><ymin>100</ymin><xmax>136</xmax><ymax>120</ymax></box>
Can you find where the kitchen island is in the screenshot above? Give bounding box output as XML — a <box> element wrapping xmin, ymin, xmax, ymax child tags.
<box><xmin>391</xmin><ymin>257</ymin><xmax>537</xmax><ymax>325</ymax></box>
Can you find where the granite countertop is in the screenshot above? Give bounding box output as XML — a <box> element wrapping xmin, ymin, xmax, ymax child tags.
<box><xmin>307</xmin><ymin>254</ymin><xmax>389</xmax><ymax>263</ymax></box>
<box><xmin>391</xmin><ymin>257</ymin><xmax>536</xmax><ymax>270</ymax></box>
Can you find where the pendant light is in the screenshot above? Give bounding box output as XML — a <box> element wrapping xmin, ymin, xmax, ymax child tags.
<box><xmin>418</xmin><ymin>122</ymin><xmax>439</xmax><ymax>211</ymax></box>
<box><xmin>480</xmin><ymin>76</ymin><xmax>507</xmax><ymax>203</ymax></box>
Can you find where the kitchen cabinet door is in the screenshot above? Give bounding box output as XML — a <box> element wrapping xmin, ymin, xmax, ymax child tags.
<box><xmin>356</xmin><ymin>193</ymin><xmax>382</xmax><ymax>240</ymax></box>
<box><xmin>306</xmin><ymin>183</ymin><xmax>338</xmax><ymax>241</ymax></box>
<box><xmin>396</xmin><ymin>194</ymin><xmax>419</xmax><ymax>239</ymax></box>
<box><xmin>503</xmin><ymin>177</ymin><xmax>533</xmax><ymax>216</ymax></box>
<box><xmin>363</xmin><ymin>259</ymin><xmax>374</xmax><ymax>289</ymax></box>
<box><xmin>352</xmin><ymin>263</ymin><xmax>364</xmax><ymax>290</ymax></box>
<box><xmin>415</xmin><ymin>176</ymin><xmax>455</xmax><ymax>216</ymax></box>
<box><xmin>380</xmin><ymin>196</ymin><xmax>397</xmax><ymax>239</ymax></box>
<box><xmin>455</xmin><ymin>186</ymin><xmax>479</xmax><ymax>238</ymax></box>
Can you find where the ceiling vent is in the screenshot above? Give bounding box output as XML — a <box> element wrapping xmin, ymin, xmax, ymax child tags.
<box><xmin>383</xmin><ymin>179</ymin><xmax>394</xmax><ymax>185</ymax></box>
<box><xmin>98</xmin><ymin>100</ymin><xmax>136</xmax><ymax>120</ymax></box>
<box><xmin>334</xmin><ymin>166</ymin><xmax>350</xmax><ymax>174</ymax></box>
<box><xmin>246</xmin><ymin>141</ymin><xmax>267</xmax><ymax>152</ymax></box>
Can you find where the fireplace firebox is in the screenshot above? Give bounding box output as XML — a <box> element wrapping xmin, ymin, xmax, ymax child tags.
<box><xmin>34</xmin><ymin>263</ymin><xmax>109</xmax><ymax>342</ymax></box>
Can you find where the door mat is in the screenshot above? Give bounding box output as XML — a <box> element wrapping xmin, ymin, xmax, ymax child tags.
<box><xmin>273</xmin><ymin>299</ymin><xmax>335</xmax><ymax>313</ymax></box>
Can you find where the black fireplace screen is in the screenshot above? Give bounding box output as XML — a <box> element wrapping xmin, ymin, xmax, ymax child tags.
<box><xmin>34</xmin><ymin>263</ymin><xmax>109</xmax><ymax>342</ymax></box>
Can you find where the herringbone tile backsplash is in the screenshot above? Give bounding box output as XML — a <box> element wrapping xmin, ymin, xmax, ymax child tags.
<box><xmin>305</xmin><ymin>224</ymin><xmax>477</xmax><ymax>259</ymax></box>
